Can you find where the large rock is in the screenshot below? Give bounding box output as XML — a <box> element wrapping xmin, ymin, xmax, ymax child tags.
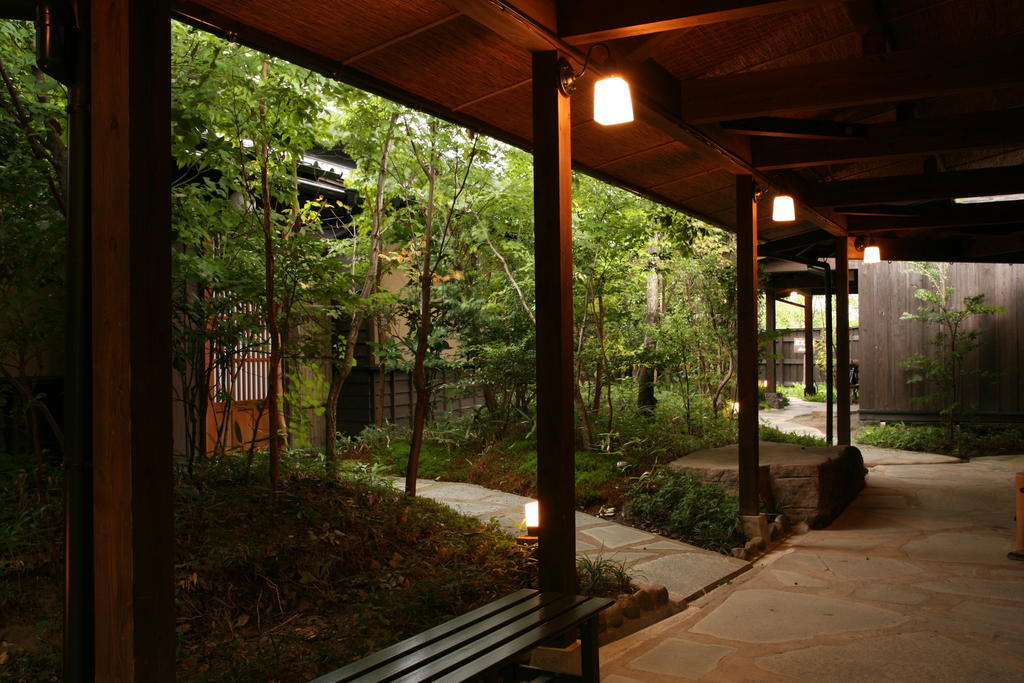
<box><xmin>672</xmin><ymin>442</ymin><xmax>866</xmax><ymax>527</ymax></box>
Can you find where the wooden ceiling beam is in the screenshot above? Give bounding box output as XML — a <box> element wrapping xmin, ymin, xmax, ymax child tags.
<box><xmin>721</xmin><ymin>116</ymin><xmax>867</xmax><ymax>140</ymax></box>
<box><xmin>808</xmin><ymin>166</ymin><xmax>1024</xmax><ymax>206</ymax></box>
<box><xmin>681</xmin><ymin>33</ymin><xmax>1024</xmax><ymax>123</ymax></box>
<box><xmin>848</xmin><ymin>232</ymin><xmax>1024</xmax><ymax>262</ymax></box>
<box><xmin>753</xmin><ymin>108</ymin><xmax>1024</xmax><ymax>170</ymax></box>
<box><xmin>847</xmin><ymin>202</ymin><xmax>1024</xmax><ymax>232</ymax></box>
<box><xmin>557</xmin><ymin>0</ymin><xmax>825</xmax><ymax>45</ymax></box>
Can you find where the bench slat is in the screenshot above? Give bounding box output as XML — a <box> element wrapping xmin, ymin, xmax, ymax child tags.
<box><xmin>349</xmin><ymin>593</ymin><xmax>579</xmax><ymax>682</ymax></box>
<box><xmin>439</xmin><ymin>597</ymin><xmax>612</xmax><ymax>683</ymax></box>
<box><xmin>311</xmin><ymin>589</ymin><xmax>539</xmax><ymax>683</ymax></box>
<box><xmin>391</xmin><ymin>595</ymin><xmax>608</xmax><ymax>683</ymax></box>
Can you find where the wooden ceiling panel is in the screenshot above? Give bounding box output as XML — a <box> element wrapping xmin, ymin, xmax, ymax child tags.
<box><xmin>655</xmin><ymin>3</ymin><xmax>854</xmax><ymax>80</ymax></box>
<box><xmin>596</xmin><ymin>143</ymin><xmax>709</xmax><ymax>190</ymax></box>
<box><xmin>353</xmin><ymin>14</ymin><xmax>531</xmax><ymax>110</ymax></box>
<box><xmin>455</xmin><ymin>83</ymin><xmax>532</xmax><ymax>145</ymax></box>
<box><xmin>888</xmin><ymin>0</ymin><xmax>1024</xmax><ymax>50</ymax></box>
<box><xmin>189</xmin><ymin>0</ymin><xmax>455</xmax><ymax>65</ymax></box>
<box><xmin>657</xmin><ymin>168</ymin><xmax>733</xmax><ymax>198</ymax></box>
<box><xmin>571</xmin><ymin>121</ymin><xmax>676</xmax><ymax>170</ymax></box>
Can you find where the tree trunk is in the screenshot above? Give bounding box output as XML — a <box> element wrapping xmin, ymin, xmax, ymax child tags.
<box><xmin>405</xmin><ymin>147</ymin><xmax>437</xmax><ymax>496</ymax></box>
<box><xmin>324</xmin><ymin>112</ymin><xmax>398</xmax><ymax>473</ymax></box>
<box><xmin>637</xmin><ymin>231</ymin><xmax>660</xmax><ymax>415</ymax></box>
<box><xmin>258</xmin><ymin>60</ymin><xmax>285</xmax><ymax>492</ymax></box>
<box><xmin>574</xmin><ymin>377</ymin><xmax>593</xmax><ymax>451</ymax></box>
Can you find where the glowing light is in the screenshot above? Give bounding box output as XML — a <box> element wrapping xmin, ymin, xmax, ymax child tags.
<box><xmin>594</xmin><ymin>76</ymin><xmax>634</xmax><ymax>125</ymax></box>
<box><xmin>863</xmin><ymin>245</ymin><xmax>881</xmax><ymax>264</ymax></box>
<box><xmin>789</xmin><ymin>290</ymin><xmax>801</xmax><ymax>302</ymax></box>
<box><xmin>731</xmin><ymin>401</ymin><xmax>740</xmax><ymax>413</ymax></box>
<box><xmin>772</xmin><ymin>195</ymin><xmax>796</xmax><ymax>222</ymax></box>
<box><xmin>524</xmin><ymin>501</ymin><xmax>539</xmax><ymax>528</ymax></box>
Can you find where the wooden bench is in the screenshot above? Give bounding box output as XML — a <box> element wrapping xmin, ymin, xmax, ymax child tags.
<box><xmin>311</xmin><ymin>588</ymin><xmax>614</xmax><ymax>682</ymax></box>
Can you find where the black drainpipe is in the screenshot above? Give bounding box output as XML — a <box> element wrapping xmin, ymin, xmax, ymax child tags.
<box><xmin>37</xmin><ymin>1</ymin><xmax>94</xmax><ymax>680</ymax></box>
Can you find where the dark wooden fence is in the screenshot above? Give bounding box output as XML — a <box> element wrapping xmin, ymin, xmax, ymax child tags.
<box><xmin>859</xmin><ymin>262</ymin><xmax>1023</xmax><ymax>423</ymax></box>
<box><xmin>760</xmin><ymin>327</ymin><xmax>860</xmax><ymax>386</ymax></box>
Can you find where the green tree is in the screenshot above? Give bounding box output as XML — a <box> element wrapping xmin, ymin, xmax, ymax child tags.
<box><xmin>0</xmin><ymin>21</ymin><xmax>67</xmax><ymax>498</ymax></box>
<box><xmin>900</xmin><ymin>262</ymin><xmax>1005</xmax><ymax>443</ymax></box>
<box><xmin>170</xmin><ymin>23</ymin><xmax>357</xmax><ymax>486</ymax></box>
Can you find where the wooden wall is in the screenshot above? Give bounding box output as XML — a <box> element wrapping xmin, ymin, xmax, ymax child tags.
<box><xmin>859</xmin><ymin>262</ymin><xmax>1023</xmax><ymax>422</ymax></box>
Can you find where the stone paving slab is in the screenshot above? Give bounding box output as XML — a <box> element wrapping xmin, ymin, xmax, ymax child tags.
<box><xmin>598</xmin><ymin>450</ymin><xmax>1024</xmax><ymax>681</ymax></box>
<box><xmin>396</xmin><ymin>478</ymin><xmax>746</xmax><ymax>599</ymax></box>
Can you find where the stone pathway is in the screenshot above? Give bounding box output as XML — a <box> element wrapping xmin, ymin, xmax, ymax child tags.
<box><xmin>760</xmin><ymin>397</ymin><xmax>832</xmax><ymax>439</ymax></box>
<box><xmin>399</xmin><ymin>479</ymin><xmax>747</xmax><ymax>600</ymax></box>
<box><xmin>599</xmin><ymin>403</ymin><xmax>1024</xmax><ymax>681</ymax></box>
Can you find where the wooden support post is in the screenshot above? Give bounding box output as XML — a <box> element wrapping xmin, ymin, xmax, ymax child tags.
<box><xmin>90</xmin><ymin>1</ymin><xmax>174</xmax><ymax>680</ymax></box>
<box><xmin>824</xmin><ymin>265</ymin><xmax>834</xmax><ymax>444</ymax></box>
<box><xmin>835</xmin><ymin>237</ymin><xmax>851</xmax><ymax>445</ymax></box>
<box><xmin>803</xmin><ymin>292</ymin><xmax>815</xmax><ymax>395</ymax></box>
<box><xmin>532</xmin><ymin>51</ymin><xmax>576</xmax><ymax>594</ymax></box>
<box><xmin>765</xmin><ymin>284</ymin><xmax>777</xmax><ymax>393</ymax></box>
<box><xmin>735</xmin><ymin>175</ymin><xmax>759</xmax><ymax>517</ymax></box>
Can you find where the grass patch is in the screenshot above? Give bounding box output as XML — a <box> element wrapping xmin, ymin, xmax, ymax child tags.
<box><xmin>776</xmin><ymin>384</ymin><xmax>826</xmax><ymax>402</ymax></box>
<box><xmin>623</xmin><ymin>469</ymin><xmax>741</xmax><ymax>554</ymax></box>
<box><xmin>576</xmin><ymin>556</ymin><xmax>635</xmax><ymax>598</ymax></box>
<box><xmin>353</xmin><ymin>386</ymin><xmax>739</xmax><ymax>520</ymax></box>
<box><xmin>856</xmin><ymin>422</ymin><xmax>1024</xmax><ymax>459</ymax></box>
<box><xmin>759</xmin><ymin>423</ymin><xmax>828</xmax><ymax>447</ymax></box>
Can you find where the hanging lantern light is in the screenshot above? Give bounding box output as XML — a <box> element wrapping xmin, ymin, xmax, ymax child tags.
<box><xmin>854</xmin><ymin>236</ymin><xmax>881</xmax><ymax>263</ymax></box>
<box><xmin>558</xmin><ymin>45</ymin><xmax>634</xmax><ymax>126</ymax></box>
<box><xmin>772</xmin><ymin>195</ymin><xmax>796</xmax><ymax>222</ymax></box>
<box><xmin>594</xmin><ymin>75</ymin><xmax>633</xmax><ymax>125</ymax></box>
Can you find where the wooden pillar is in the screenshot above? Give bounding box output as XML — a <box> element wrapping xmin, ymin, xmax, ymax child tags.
<box><xmin>735</xmin><ymin>175</ymin><xmax>759</xmax><ymax>517</ymax></box>
<box><xmin>824</xmin><ymin>264</ymin><xmax>834</xmax><ymax>444</ymax></box>
<box><xmin>532</xmin><ymin>51</ymin><xmax>576</xmax><ymax>594</ymax></box>
<box><xmin>835</xmin><ymin>238</ymin><xmax>851</xmax><ymax>445</ymax></box>
<box><xmin>765</xmin><ymin>284</ymin><xmax>777</xmax><ymax>393</ymax></box>
<box><xmin>91</xmin><ymin>1</ymin><xmax>174</xmax><ymax>680</ymax></box>
<box><xmin>803</xmin><ymin>292</ymin><xmax>815</xmax><ymax>395</ymax></box>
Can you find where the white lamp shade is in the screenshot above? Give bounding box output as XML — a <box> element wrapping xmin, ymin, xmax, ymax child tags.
<box><xmin>863</xmin><ymin>245</ymin><xmax>881</xmax><ymax>263</ymax></box>
<box><xmin>788</xmin><ymin>290</ymin><xmax>801</xmax><ymax>302</ymax></box>
<box><xmin>731</xmin><ymin>401</ymin><xmax>740</xmax><ymax>413</ymax></box>
<box><xmin>772</xmin><ymin>195</ymin><xmax>796</xmax><ymax>222</ymax></box>
<box><xmin>594</xmin><ymin>76</ymin><xmax>633</xmax><ymax>125</ymax></box>
<box><xmin>524</xmin><ymin>501</ymin><xmax>539</xmax><ymax>528</ymax></box>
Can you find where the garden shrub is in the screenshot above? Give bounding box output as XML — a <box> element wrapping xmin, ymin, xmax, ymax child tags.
<box><xmin>576</xmin><ymin>556</ymin><xmax>635</xmax><ymax>598</ymax></box>
<box><xmin>759</xmin><ymin>423</ymin><xmax>828</xmax><ymax>447</ymax></box>
<box><xmin>624</xmin><ymin>469</ymin><xmax>741</xmax><ymax>553</ymax></box>
<box><xmin>857</xmin><ymin>422</ymin><xmax>1024</xmax><ymax>459</ymax></box>
<box><xmin>776</xmin><ymin>383</ymin><xmax>826</xmax><ymax>403</ymax></box>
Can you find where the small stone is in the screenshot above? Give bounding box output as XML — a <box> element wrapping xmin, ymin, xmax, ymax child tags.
<box><xmin>648</xmin><ymin>584</ymin><xmax>670</xmax><ymax>605</ymax></box>
<box><xmin>604</xmin><ymin>603</ymin><xmax>624</xmax><ymax>627</ymax></box>
<box><xmin>744</xmin><ymin>537</ymin><xmax>764</xmax><ymax>556</ymax></box>
<box><xmin>621</xmin><ymin>596</ymin><xmax>642</xmax><ymax>619</ymax></box>
<box><xmin>731</xmin><ymin>547</ymin><xmax>747</xmax><ymax>559</ymax></box>
<box><xmin>793</xmin><ymin>521</ymin><xmax>810</xmax><ymax>534</ymax></box>
<box><xmin>635</xmin><ymin>587</ymin><xmax>655</xmax><ymax>611</ymax></box>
